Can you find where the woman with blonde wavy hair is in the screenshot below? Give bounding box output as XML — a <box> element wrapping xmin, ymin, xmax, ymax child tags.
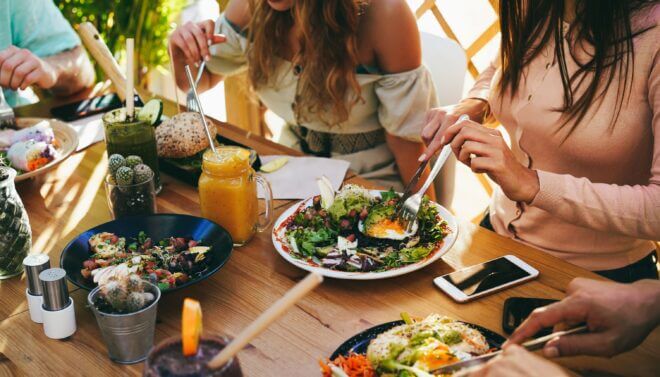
<box><xmin>168</xmin><ymin>0</ymin><xmax>438</xmax><ymax>194</ymax></box>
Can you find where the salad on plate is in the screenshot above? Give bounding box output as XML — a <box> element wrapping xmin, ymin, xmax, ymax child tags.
<box><xmin>277</xmin><ymin>180</ymin><xmax>451</xmax><ymax>273</ymax></box>
<box><xmin>321</xmin><ymin>314</ymin><xmax>495</xmax><ymax>377</ymax></box>
<box><xmin>0</xmin><ymin>121</ymin><xmax>59</xmax><ymax>173</ymax></box>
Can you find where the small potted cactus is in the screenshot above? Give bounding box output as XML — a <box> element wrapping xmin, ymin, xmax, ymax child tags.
<box><xmin>88</xmin><ymin>269</ymin><xmax>161</xmax><ymax>364</ymax></box>
<box><xmin>105</xmin><ymin>153</ymin><xmax>157</xmax><ymax>219</ymax></box>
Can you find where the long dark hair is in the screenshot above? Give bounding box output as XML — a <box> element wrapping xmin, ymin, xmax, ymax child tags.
<box><xmin>498</xmin><ymin>0</ymin><xmax>655</xmax><ymax>138</ymax></box>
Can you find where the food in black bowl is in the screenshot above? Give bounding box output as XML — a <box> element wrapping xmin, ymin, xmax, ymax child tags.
<box><xmin>82</xmin><ymin>231</ymin><xmax>213</xmax><ymax>290</ymax></box>
<box><xmin>60</xmin><ymin>214</ymin><xmax>233</xmax><ymax>293</ymax></box>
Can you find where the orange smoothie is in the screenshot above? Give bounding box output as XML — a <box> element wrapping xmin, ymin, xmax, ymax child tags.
<box><xmin>198</xmin><ymin>148</ymin><xmax>258</xmax><ymax>245</ymax></box>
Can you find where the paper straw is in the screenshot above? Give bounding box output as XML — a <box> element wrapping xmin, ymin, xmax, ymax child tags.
<box><xmin>207</xmin><ymin>273</ymin><xmax>324</xmax><ymax>369</ymax></box>
<box><xmin>126</xmin><ymin>38</ymin><xmax>134</xmax><ymax>119</ymax></box>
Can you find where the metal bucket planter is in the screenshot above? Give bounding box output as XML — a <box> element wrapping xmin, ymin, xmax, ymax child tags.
<box><xmin>88</xmin><ymin>281</ymin><xmax>161</xmax><ymax>364</ymax></box>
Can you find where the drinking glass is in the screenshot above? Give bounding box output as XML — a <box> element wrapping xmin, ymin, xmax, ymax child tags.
<box><xmin>103</xmin><ymin>108</ymin><xmax>161</xmax><ymax>192</ymax></box>
<box><xmin>198</xmin><ymin>147</ymin><xmax>273</xmax><ymax>246</ymax></box>
<box><xmin>105</xmin><ymin>172</ymin><xmax>157</xmax><ymax>219</ymax></box>
<box><xmin>143</xmin><ymin>336</ymin><xmax>242</xmax><ymax>377</ymax></box>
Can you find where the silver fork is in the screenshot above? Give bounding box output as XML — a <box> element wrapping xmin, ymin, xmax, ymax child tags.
<box><xmin>0</xmin><ymin>89</ymin><xmax>16</xmax><ymax>129</ymax></box>
<box><xmin>397</xmin><ymin>114</ymin><xmax>469</xmax><ymax>232</ymax></box>
<box><xmin>186</xmin><ymin>61</ymin><xmax>206</xmax><ymax>112</ymax></box>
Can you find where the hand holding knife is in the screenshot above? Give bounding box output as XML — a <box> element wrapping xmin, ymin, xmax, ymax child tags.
<box><xmin>397</xmin><ymin>114</ymin><xmax>469</xmax><ymax>208</ymax></box>
<box><xmin>431</xmin><ymin>325</ymin><xmax>589</xmax><ymax>375</ymax></box>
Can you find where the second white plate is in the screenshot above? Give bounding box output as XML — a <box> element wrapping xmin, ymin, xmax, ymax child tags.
<box><xmin>271</xmin><ymin>190</ymin><xmax>458</xmax><ymax>280</ymax></box>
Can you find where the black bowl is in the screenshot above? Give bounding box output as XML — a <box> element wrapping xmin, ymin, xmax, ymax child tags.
<box><xmin>60</xmin><ymin>213</ymin><xmax>233</xmax><ymax>293</ymax></box>
<box><xmin>330</xmin><ymin>320</ymin><xmax>506</xmax><ymax>359</ymax></box>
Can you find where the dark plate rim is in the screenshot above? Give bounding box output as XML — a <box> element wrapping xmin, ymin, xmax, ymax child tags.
<box><xmin>330</xmin><ymin>319</ymin><xmax>506</xmax><ymax>360</ymax></box>
<box><xmin>59</xmin><ymin>213</ymin><xmax>233</xmax><ymax>293</ymax></box>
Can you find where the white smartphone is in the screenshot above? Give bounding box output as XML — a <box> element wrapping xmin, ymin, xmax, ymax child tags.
<box><xmin>434</xmin><ymin>255</ymin><xmax>539</xmax><ymax>303</ymax></box>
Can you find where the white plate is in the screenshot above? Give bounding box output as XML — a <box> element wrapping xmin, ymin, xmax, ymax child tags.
<box><xmin>271</xmin><ymin>190</ymin><xmax>458</xmax><ymax>280</ymax></box>
<box><xmin>12</xmin><ymin>118</ymin><xmax>79</xmax><ymax>182</ymax></box>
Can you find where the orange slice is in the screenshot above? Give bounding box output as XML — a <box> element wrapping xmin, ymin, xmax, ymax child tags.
<box><xmin>182</xmin><ymin>298</ymin><xmax>203</xmax><ymax>356</ymax></box>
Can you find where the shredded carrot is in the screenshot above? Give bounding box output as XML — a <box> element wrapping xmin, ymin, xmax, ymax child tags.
<box><xmin>319</xmin><ymin>353</ymin><xmax>376</xmax><ymax>377</ymax></box>
<box><xmin>27</xmin><ymin>157</ymin><xmax>49</xmax><ymax>171</ymax></box>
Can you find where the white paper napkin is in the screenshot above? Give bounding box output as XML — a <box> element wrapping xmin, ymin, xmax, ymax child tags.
<box><xmin>258</xmin><ymin>155</ymin><xmax>350</xmax><ymax>200</ymax></box>
<box><xmin>69</xmin><ymin>113</ymin><xmax>105</xmax><ymax>151</ymax></box>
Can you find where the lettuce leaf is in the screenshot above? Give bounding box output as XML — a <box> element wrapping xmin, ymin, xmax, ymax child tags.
<box><xmin>328</xmin><ymin>186</ymin><xmax>373</xmax><ymax>221</ymax></box>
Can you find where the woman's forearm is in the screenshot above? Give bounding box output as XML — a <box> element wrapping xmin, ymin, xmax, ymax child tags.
<box><xmin>530</xmin><ymin>170</ymin><xmax>660</xmax><ymax>239</ymax></box>
<box><xmin>173</xmin><ymin>58</ymin><xmax>223</xmax><ymax>93</ymax></box>
<box><xmin>386</xmin><ymin>133</ymin><xmax>436</xmax><ymax>200</ymax></box>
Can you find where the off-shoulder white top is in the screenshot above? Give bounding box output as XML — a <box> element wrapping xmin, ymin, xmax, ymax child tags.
<box><xmin>207</xmin><ymin>15</ymin><xmax>438</xmax><ymax>188</ymax></box>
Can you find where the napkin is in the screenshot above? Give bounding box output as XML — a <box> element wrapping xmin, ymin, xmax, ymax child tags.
<box><xmin>69</xmin><ymin>113</ymin><xmax>105</xmax><ymax>151</ymax></box>
<box><xmin>258</xmin><ymin>155</ymin><xmax>350</xmax><ymax>200</ymax></box>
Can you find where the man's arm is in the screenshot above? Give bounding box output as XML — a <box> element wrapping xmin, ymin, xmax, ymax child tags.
<box><xmin>0</xmin><ymin>45</ymin><xmax>94</xmax><ymax>97</ymax></box>
<box><xmin>44</xmin><ymin>45</ymin><xmax>95</xmax><ymax>96</ymax></box>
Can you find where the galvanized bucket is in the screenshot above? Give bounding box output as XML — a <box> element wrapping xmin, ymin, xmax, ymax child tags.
<box><xmin>88</xmin><ymin>281</ymin><xmax>161</xmax><ymax>364</ymax></box>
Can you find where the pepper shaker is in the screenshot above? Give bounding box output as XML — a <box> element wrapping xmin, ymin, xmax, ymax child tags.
<box><xmin>22</xmin><ymin>254</ymin><xmax>50</xmax><ymax>323</ymax></box>
<box><xmin>39</xmin><ymin>268</ymin><xmax>76</xmax><ymax>339</ymax></box>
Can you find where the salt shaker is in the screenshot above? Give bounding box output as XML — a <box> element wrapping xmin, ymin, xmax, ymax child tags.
<box><xmin>22</xmin><ymin>254</ymin><xmax>50</xmax><ymax>323</ymax></box>
<box><xmin>39</xmin><ymin>268</ymin><xmax>76</xmax><ymax>339</ymax></box>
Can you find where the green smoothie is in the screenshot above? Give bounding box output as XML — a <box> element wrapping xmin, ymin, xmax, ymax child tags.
<box><xmin>103</xmin><ymin>108</ymin><xmax>161</xmax><ymax>191</ymax></box>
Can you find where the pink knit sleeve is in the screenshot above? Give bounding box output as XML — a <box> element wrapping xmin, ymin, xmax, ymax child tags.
<box><xmin>529</xmin><ymin>47</ymin><xmax>660</xmax><ymax>240</ymax></box>
<box><xmin>466</xmin><ymin>53</ymin><xmax>499</xmax><ymax>101</ymax></box>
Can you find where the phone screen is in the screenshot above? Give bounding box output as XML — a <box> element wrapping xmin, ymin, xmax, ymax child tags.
<box><xmin>51</xmin><ymin>93</ymin><xmax>122</xmax><ymax>121</ymax></box>
<box><xmin>444</xmin><ymin>257</ymin><xmax>532</xmax><ymax>297</ymax></box>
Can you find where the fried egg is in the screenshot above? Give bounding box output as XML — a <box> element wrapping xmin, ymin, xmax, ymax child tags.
<box><xmin>366</xmin><ymin>314</ymin><xmax>491</xmax><ymax>371</ymax></box>
<box><xmin>413</xmin><ymin>341</ymin><xmax>460</xmax><ymax>370</ymax></box>
<box><xmin>359</xmin><ymin>218</ymin><xmax>418</xmax><ymax>240</ymax></box>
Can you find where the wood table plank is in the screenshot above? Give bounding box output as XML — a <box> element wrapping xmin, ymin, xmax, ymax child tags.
<box><xmin>1</xmin><ymin>92</ymin><xmax>657</xmax><ymax>376</ymax></box>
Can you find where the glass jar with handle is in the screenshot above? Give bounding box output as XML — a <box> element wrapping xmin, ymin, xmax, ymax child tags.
<box><xmin>198</xmin><ymin>147</ymin><xmax>273</xmax><ymax>246</ymax></box>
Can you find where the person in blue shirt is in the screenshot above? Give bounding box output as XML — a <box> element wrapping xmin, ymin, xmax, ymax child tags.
<box><xmin>0</xmin><ymin>0</ymin><xmax>94</xmax><ymax>107</ymax></box>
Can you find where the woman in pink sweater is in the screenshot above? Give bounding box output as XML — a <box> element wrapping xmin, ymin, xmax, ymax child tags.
<box><xmin>421</xmin><ymin>0</ymin><xmax>659</xmax><ymax>282</ymax></box>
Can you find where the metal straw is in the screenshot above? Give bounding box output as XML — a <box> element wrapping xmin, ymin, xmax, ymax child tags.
<box><xmin>184</xmin><ymin>64</ymin><xmax>218</xmax><ymax>155</ymax></box>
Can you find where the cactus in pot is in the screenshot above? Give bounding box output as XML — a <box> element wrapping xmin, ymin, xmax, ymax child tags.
<box><xmin>94</xmin><ymin>269</ymin><xmax>155</xmax><ymax>314</ymax></box>
<box><xmin>104</xmin><ymin>153</ymin><xmax>156</xmax><ymax>219</ymax></box>
<box><xmin>88</xmin><ymin>266</ymin><xmax>161</xmax><ymax>364</ymax></box>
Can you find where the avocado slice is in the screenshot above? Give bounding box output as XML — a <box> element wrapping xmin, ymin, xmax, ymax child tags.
<box><xmin>363</xmin><ymin>204</ymin><xmax>395</xmax><ymax>235</ymax></box>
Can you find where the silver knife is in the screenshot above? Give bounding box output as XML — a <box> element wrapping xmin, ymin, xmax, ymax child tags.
<box><xmin>398</xmin><ymin>158</ymin><xmax>429</xmax><ymax>206</ymax></box>
<box><xmin>396</xmin><ymin>114</ymin><xmax>469</xmax><ymax>209</ymax></box>
<box><xmin>430</xmin><ymin>325</ymin><xmax>589</xmax><ymax>375</ymax></box>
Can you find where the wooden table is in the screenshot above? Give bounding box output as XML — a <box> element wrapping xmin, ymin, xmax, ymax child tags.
<box><xmin>0</xmin><ymin>92</ymin><xmax>658</xmax><ymax>377</ymax></box>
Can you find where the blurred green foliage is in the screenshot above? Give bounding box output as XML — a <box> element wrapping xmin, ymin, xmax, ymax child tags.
<box><xmin>55</xmin><ymin>0</ymin><xmax>187</xmax><ymax>85</ymax></box>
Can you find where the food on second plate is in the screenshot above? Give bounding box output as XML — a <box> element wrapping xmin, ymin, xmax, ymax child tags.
<box><xmin>80</xmin><ymin>231</ymin><xmax>212</xmax><ymax>290</ymax></box>
<box><xmin>320</xmin><ymin>353</ymin><xmax>376</xmax><ymax>377</ymax></box>
<box><xmin>0</xmin><ymin>121</ymin><xmax>59</xmax><ymax>172</ymax></box>
<box><xmin>367</xmin><ymin>315</ymin><xmax>490</xmax><ymax>372</ymax></box>
<box><xmin>321</xmin><ymin>314</ymin><xmax>493</xmax><ymax>377</ymax></box>
<box><xmin>280</xmin><ymin>184</ymin><xmax>450</xmax><ymax>272</ymax></box>
<box><xmin>155</xmin><ymin>112</ymin><xmax>217</xmax><ymax>158</ymax></box>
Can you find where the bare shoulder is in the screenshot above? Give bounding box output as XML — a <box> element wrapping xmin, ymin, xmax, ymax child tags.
<box><xmin>224</xmin><ymin>0</ymin><xmax>251</xmax><ymax>29</ymax></box>
<box><xmin>363</xmin><ymin>0</ymin><xmax>421</xmax><ymax>73</ymax></box>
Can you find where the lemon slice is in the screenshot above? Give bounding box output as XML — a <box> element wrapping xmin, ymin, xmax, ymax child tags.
<box><xmin>182</xmin><ymin>298</ymin><xmax>203</xmax><ymax>356</ymax></box>
<box><xmin>317</xmin><ymin>175</ymin><xmax>335</xmax><ymax>209</ymax></box>
<box><xmin>260</xmin><ymin>157</ymin><xmax>289</xmax><ymax>173</ymax></box>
